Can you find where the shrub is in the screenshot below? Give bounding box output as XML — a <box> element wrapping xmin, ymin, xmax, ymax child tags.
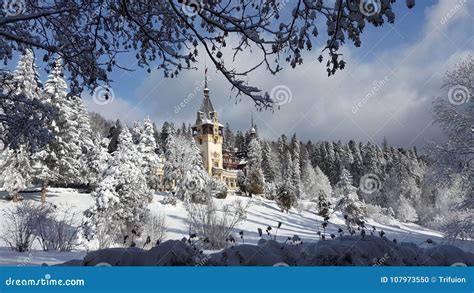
<box><xmin>35</xmin><ymin>207</ymin><xmax>81</xmax><ymax>252</ymax></box>
<box><xmin>1</xmin><ymin>201</ymin><xmax>49</xmax><ymax>252</ymax></box>
<box><xmin>160</xmin><ymin>196</ymin><xmax>177</xmax><ymax>206</ymax></box>
<box><xmin>185</xmin><ymin>199</ymin><xmax>249</xmax><ymax>249</ymax></box>
<box><xmin>275</xmin><ymin>184</ymin><xmax>297</xmax><ymax>213</ymax></box>
<box><xmin>135</xmin><ymin>212</ymin><xmax>167</xmax><ymax>248</ymax></box>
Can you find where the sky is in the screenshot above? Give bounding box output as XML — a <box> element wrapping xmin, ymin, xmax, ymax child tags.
<box><xmin>18</xmin><ymin>0</ymin><xmax>474</xmax><ymax>149</ymax></box>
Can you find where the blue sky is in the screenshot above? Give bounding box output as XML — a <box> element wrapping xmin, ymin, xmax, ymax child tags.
<box><xmin>8</xmin><ymin>0</ymin><xmax>473</xmax><ymax>149</ymax></box>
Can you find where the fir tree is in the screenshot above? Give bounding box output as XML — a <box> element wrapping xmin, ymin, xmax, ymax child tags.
<box><xmin>84</xmin><ymin>127</ymin><xmax>151</xmax><ymax>244</ymax></box>
<box><xmin>245</xmin><ymin>137</ymin><xmax>265</xmax><ymax>195</ymax></box>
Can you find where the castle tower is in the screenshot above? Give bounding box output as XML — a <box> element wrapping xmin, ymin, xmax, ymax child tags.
<box><xmin>191</xmin><ymin>72</ymin><xmax>224</xmax><ymax>176</ymax></box>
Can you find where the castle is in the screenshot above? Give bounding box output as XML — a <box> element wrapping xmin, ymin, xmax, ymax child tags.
<box><xmin>157</xmin><ymin>74</ymin><xmax>241</xmax><ymax>191</ymax></box>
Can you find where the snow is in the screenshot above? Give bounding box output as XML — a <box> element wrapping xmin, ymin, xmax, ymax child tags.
<box><xmin>1</xmin><ymin>188</ymin><xmax>473</xmax><ymax>266</ymax></box>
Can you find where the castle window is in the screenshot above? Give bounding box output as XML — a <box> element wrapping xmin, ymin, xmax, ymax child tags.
<box><xmin>214</xmin><ymin>161</ymin><xmax>219</xmax><ymax>167</ymax></box>
<box><xmin>199</xmin><ymin>139</ymin><xmax>202</xmax><ymax>145</ymax></box>
<box><xmin>214</xmin><ymin>138</ymin><xmax>217</xmax><ymax>144</ymax></box>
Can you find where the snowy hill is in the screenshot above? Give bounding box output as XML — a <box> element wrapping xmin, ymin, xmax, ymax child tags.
<box><xmin>0</xmin><ymin>188</ymin><xmax>472</xmax><ymax>266</ymax></box>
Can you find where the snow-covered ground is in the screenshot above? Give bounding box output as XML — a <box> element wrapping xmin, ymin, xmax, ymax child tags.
<box><xmin>0</xmin><ymin>188</ymin><xmax>472</xmax><ymax>266</ymax></box>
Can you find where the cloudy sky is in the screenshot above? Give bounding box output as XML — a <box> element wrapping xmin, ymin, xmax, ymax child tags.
<box><xmin>81</xmin><ymin>0</ymin><xmax>473</xmax><ymax>149</ymax></box>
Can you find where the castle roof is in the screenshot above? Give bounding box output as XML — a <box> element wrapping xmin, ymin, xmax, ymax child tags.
<box><xmin>199</xmin><ymin>91</ymin><xmax>214</xmax><ymax>117</ymax></box>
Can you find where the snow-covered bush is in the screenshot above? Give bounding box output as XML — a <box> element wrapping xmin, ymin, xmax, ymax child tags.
<box><xmin>1</xmin><ymin>201</ymin><xmax>48</xmax><ymax>252</ymax></box>
<box><xmin>35</xmin><ymin>207</ymin><xmax>81</xmax><ymax>252</ymax></box>
<box><xmin>364</xmin><ymin>204</ymin><xmax>395</xmax><ymax>225</ymax></box>
<box><xmin>275</xmin><ymin>183</ymin><xmax>297</xmax><ymax>213</ymax></box>
<box><xmin>185</xmin><ymin>199</ymin><xmax>248</xmax><ymax>249</ymax></box>
<box><xmin>160</xmin><ymin>196</ymin><xmax>177</xmax><ymax>206</ymax></box>
<box><xmin>263</xmin><ymin>182</ymin><xmax>277</xmax><ymax>200</ymax></box>
<box><xmin>209</xmin><ymin>178</ymin><xmax>228</xmax><ymax>199</ymax></box>
<box><xmin>135</xmin><ymin>212</ymin><xmax>167</xmax><ymax>249</ymax></box>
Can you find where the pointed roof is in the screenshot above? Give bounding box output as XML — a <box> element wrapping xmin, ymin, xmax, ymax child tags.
<box><xmin>200</xmin><ymin>93</ymin><xmax>214</xmax><ymax>115</ymax></box>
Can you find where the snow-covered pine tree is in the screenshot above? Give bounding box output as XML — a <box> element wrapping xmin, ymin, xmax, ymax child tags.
<box><xmin>131</xmin><ymin>121</ymin><xmax>143</xmax><ymax>145</ymax></box>
<box><xmin>86</xmin><ymin>135</ymin><xmax>111</xmax><ymax>190</ymax></box>
<box><xmin>107</xmin><ymin>119</ymin><xmax>122</xmax><ymax>153</ymax></box>
<box><xmin>261</xmin><ymin>140</ymin><xmax>278</xmax><ymax>183</ymax></box>
<box><xmin>13</xmin><ymin>49</ymin><xmax>42</xmax><ymax>100</ymax></box>
<box><xmin>245</xmin><ymin>137</ymin><xmax>265</xmax><ymax>195</ymax></box>
<box><xmin>237</xmin><ymin>170</ymin><xmax>248</xmax><ymax>196</ymax></box>
<box><xmin>334</xmin><ymin>168</ymin><xmax>366</xmax><ymax>227</ymax></box>
<box><xmin>290</xmin><ymin>134</ymin><xmax>301</xmax><ymax>197</ymax></box>
<box><xmin>137</xmin><ymin>118</ymin><xmax>161</xmax><ymax>194</ymax></box>
<box><xmin>84</xmin><ymin>127</ymin><xmax>151</xmax><ymax>245</ymax></box>
<box><xmin>382</xmin><ymin>155</ymin><xmax>421</xmax><ymax>222</ymax></box>
<box><xmin>301</xmin><ymin>161</ymin><xmax>333</xmax><ymax>212</ymax></box>
<box><xmin>1</xmin><ymin>49</ymin><xmax>54</xmax><ymax>152</ymax></box>
<box><xmin>275</xmin><ymin>150</ymin><xmax>297</xmax><ymax>212</ymax></box>
<box><xmin>164</xmin><ymin>133</ymin><xmax>210</xmax><ymax>202</ymax></box>
<box><xmin>1</xmin><ymin>146</ymin><xmax>32</xmax><ymax>202</ymax></box>
<box><xmin>31</xmin><ymin>57</ymin><xmax>67</xmax><ymax>202</ymax></box>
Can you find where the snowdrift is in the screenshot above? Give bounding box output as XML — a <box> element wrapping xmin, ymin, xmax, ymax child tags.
<box><xmin>66</xmin><ymin>236</ymin><xmax>474</xmax><ymax>266</ymax></box>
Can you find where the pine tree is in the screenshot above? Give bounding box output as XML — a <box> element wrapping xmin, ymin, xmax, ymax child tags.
<box><xmin>31</xmin><ymin>57</ymin><xmax>67</xmax><ymax>201</ymax></box>
<box><xmin>334</xmin><ymin>168</ymin><xmax>366</xmax><ymax>227</ymax></box>
<box><xmin>261</xmin><ymin>140</ymin><xmax>278</xmax><ymax>183</ymax></box>
<box><xmin>246</xmin><ymin>137</ymin><xmax>265</xmax><ymax>195</ymax></box>
<box><xmin>84</xmin><ymin>127</ymin><xmax>151</xmax><ymax>244</ymax></box>
<box><xmin>138</xmin><ymin>118</ymin><xmax>161</xmax><ymax>194</ymax></box>
<box><xmin>13</xmin><ymin>49</ymin><xmax>42</xmax><ymax>100</ymax></box>
<box><xmin>107</xmin><ymin>119</ymin><xmax>122</xmax><ymax>153</ymax></box>
<box><xmin>1</xmin><ymin>146</ymin><xmax>32</xmax><ymax>202</ymax></box>
<box><xmin>131</xmin><ymin>121</ymin><xmax>143</xmax><ymax>144</ymax></box>
<box><xmin>86</xmin><ymin>135</ymin><xmax>111</xmax><ymax>190</ymax></box>
<box><xmin>164</xmin><ymin>133</ymin><xmax>210</xmax><ymax>202</ymax></box>
<box><xmin>290</xmin><ymin>134</ymin><xmax>301</xmax><ymax>197</ymax></box>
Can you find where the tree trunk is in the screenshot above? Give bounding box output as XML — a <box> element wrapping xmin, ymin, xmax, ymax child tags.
<box><xmin>40</xmin><ymin>181</ymin><xmax>49</xmax><ymax>204</ymax></box>
<box><xmin>12</xmin><ymin>191</ymin><xmax>18</xmax><ymax>202</ymax></box>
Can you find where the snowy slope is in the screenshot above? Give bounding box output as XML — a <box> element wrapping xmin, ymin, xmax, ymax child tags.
<box><xmin>0</xmin><ymin>188</ymin><xmax>472</xmax><ymax>266</ymax></box>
